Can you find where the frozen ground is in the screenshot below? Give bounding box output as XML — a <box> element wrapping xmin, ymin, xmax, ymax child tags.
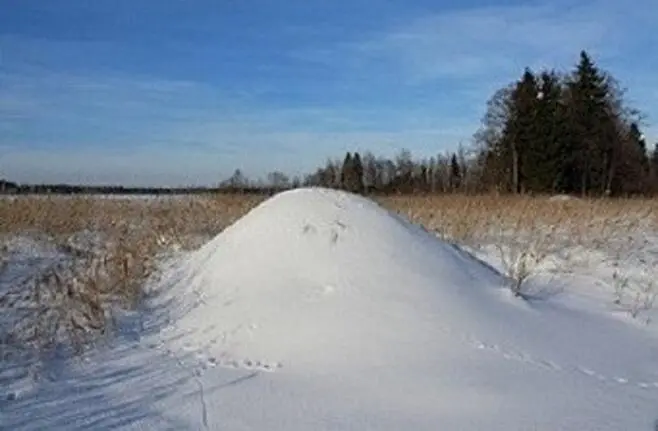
<box><xmin>1</xmin><ymin>188</ymin><xmax>657</xmax><ymax>430</ymax></box>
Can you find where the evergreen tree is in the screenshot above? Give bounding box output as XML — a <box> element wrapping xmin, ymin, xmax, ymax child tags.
<box><xmin>564</xmin><ymin>51</ymin><xmax>618</xmax><ymax>195</ymax></box>
<box><xmin>340</xmin><ymin>152</ymin><xmax>353</xmax><ymax>190</ymax></box>
<box><xmin>531</xmin><ymin>70</ymin><xmax>568</xmax><ymax>193</ymax></box>
<box><xmin>352</xmin><ymin>152</ymin><xmax>365</xmax><ymax>194</ymax></box>
<box><xmin>449</xmin><ymin>153</ymin><xmax>461</xmax><ymax>191</ymax></box>
<box><xmin>361</xmin><ymin>152</ymin><xmax>378</xmax><ymax>192</ymax></box>
<box><xmin>320</xmin><ymin>159</ymin><xmax>339</xmax><ymax>188</ymax></box>
<box><xmin>418</xmin><ymin>161</ymin><xmax>430</xmax><ymax>192</ymax></box>
<box><xmin>509</xmin><ymin>68</ymin><xmax>541</xmax><ymax>193</ymax></box>
<box><xmin>338</xmin><ymin>151</ymin><xmax>365</xmax><ymax>193</ymax></box>
<box><xmin>480</xmin><ymin>67</ymin><xmax>542</xmax><ymax>193</ymax></box>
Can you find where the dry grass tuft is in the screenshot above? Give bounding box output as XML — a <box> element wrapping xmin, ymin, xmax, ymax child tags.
<box><xmin>0</xmin><ymin>194</ymin><xmax>264</xmax><ymax>355</ymax></box>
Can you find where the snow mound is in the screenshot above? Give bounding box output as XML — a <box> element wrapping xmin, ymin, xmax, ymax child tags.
<box><xmin>160</xmin><ymin>187</ymin><xmax>506</xmax><ymax>370</ymax></box>
<box><xmin>145</xmin><ymin>187</ymin><xmax>658</xmax><ymax>429</ymax></box>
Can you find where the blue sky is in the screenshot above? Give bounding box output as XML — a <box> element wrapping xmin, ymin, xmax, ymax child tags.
<box><xmin>1</xmin><ymin>0</ymin><xmax>657</xmax><ymax>186</ymax></box>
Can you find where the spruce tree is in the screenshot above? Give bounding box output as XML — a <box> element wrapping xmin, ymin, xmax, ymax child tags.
<box><xmin>565</xmin><ymin>51</ymin><xmax>618</xmax><ymax>195</ymax></box>
<box><xmin>449</xmin><ymin>153</ymin><xmax>461</xmax><ymax>191</ymax></box>
<box><xmin>352</xmin><ymin>152</ymin><xmax>365</xmax><ymax>194</ymax></box>
<box><xmin>531</xmin><ymin>70</ymin><xmax>568</xmax><ymax>193</ymax></box>
<box><xmin>340</xmin><ymin>152</ymin><xmax>353</xmax><ymax>190</ymax></box>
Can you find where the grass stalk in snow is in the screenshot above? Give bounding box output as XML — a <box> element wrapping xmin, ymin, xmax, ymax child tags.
<box><xmin>612</xmin><ymin>270</ymin><xmax>630</xmax><ymax>306</ymax></box>
<box><xmin>629</xmin><ymin>281</ymin><xmax>656</xmax><ymax>322</ymax></box>
<box><xmin>494</xmin><ymin>225</ymin><xmax>556</xmax><ymax>297</ymax></box>
<box><xmin>611</xmin><ymin>270</ymin><xmax>657</xmax><ymax>323</ymax></box>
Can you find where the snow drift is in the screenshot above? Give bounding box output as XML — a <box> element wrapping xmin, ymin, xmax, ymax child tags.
<box><xmin>159</xmin><ymin>187</ymin><xmax>511</xmax><ymax>371</ymax></box>
<box><xmin>142</xmin><ymin>187</ymin><xmax>658</xmax><ymax>430</ymax></box>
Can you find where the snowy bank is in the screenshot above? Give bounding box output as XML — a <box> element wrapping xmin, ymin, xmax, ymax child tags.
<box><xmin>3</xmin><ymin>187</ymin><xmax>658</xmax><ymax>430</ymax></box>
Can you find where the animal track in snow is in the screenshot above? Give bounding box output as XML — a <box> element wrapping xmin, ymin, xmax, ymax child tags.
<box><xmin>464</xmin><ymin>335</ymin><xmax>657</xmax><ymax>392</ymax></box>
<box><xmin>577</xmin><ymin>367</ymin><xmax>596</xmax><ymax>376</ymax></box>
<box><xmin>194</xmin><ymin>353</ymin><xmax>282</xmax><ymax>373</ymax></box>
<box><xmin>301</xmin><ymin>221</ymin><xmax>344</xmax><ymax>245</ymax></box>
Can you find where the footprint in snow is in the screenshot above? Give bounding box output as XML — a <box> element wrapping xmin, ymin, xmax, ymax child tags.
<box><xmin>577</xmin><ymin>367</ymin><xmax>596</xmax><ymax>377</ymax></box>
<box><xmin>302</xmin><ymin>224</ymin><xmax>317</xmax><ymax>235</ymax></box>
<box><xmin>209</xmin><ymin>357</ymin><xmax>281</xmax><ymax>372</ymax></box>
<box><xmin>468</xmin><ymin>337</ymin><xmax>656</xmax><ymax>391</ymax></box>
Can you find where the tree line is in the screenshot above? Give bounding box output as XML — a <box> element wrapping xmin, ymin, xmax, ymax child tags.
<box><xmin>298</xmin><ymin>51</ymin><xmax>658</xmax><ymax>196</ymax></box>
<box><xmin>228</xmin><ymin>51</ymin><xmax>658</xmax><ymax>197</ymax></box>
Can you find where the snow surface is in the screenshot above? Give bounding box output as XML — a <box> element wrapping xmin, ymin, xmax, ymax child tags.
<box><xmin>2</xmin><ymin>188</ymin><xmax>658</xmax><ymax>430</ymax></box>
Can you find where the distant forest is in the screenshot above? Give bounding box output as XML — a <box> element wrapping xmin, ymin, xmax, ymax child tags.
<box><xmin>3</xmin><ymin>51</ymin><xmax>658</xmax><ymax>197</ymax></box>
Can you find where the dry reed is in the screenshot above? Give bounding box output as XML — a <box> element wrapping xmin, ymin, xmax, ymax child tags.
<box><xmin>1</xmin><ymin>192</ymin><xmax>656</xmax><ymax>352</ymax></box>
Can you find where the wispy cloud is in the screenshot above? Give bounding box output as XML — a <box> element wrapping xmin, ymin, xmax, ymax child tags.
<box><xmin>350</xmin><ymin>0</ymin><xmax>656</xmax><ymax>82</ymax></box>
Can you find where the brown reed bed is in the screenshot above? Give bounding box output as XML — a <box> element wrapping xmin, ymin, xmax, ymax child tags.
<box><xmin>1</xmin><ymin>192</ymin><xmax>656</xmax><ymax>353</ymax></box>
